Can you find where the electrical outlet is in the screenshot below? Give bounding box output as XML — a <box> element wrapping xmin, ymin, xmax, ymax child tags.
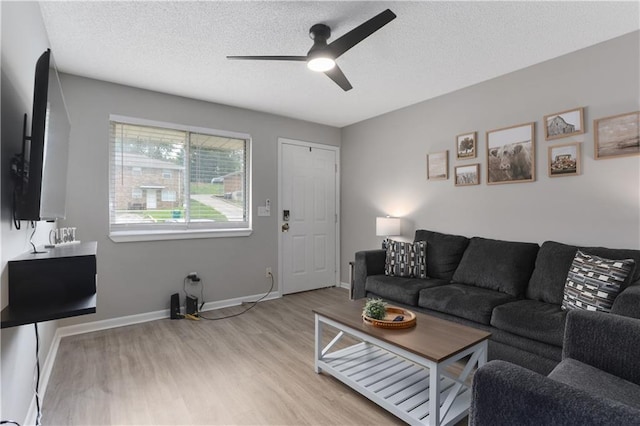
<box><xmin>266</xmin><ymin>267</ymin><xmax>272</xmax><ymax>277</ymax></box>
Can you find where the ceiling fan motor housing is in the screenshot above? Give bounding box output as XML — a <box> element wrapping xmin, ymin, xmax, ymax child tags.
<box><xmin>309</xmin><ymin>24</ymin><xmax>331</xmax><ymax>42</ymax></box>
<box><xmin>308</xmin><ymin>24</ymin><xmax>332</xmax><ymax>58</ymax></box>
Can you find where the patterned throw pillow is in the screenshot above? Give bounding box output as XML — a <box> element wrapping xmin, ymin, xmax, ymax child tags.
<box><xmin>413</xmin><ymin>241</ymin><xmax>427</xmax><ymax>279</ymax></box>
<box><xmin>562</xmin><ymin>250</ymin><xmax>635</xmax><ymax>313</ymax></box>
<box><xmin>384</xmin><ymin>240</ymin><xmax>427</xmax><ymax>278</ymax></box>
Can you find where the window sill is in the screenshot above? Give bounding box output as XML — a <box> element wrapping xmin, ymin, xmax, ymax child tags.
<box><xmin>109</xmin><ymin>228</ymin><xmax>253</xmax><ymax>243</ymax></box>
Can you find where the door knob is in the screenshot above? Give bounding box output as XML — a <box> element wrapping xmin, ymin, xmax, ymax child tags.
<box><xmin>282</xmin><ymin>223</ymin><xmax>289</xmax><ymax>233</ymax></box>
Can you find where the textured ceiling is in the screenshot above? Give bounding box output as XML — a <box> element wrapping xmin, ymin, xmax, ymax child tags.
<box><xmin>39</xmin><ymin>1</ymin><xmax>640</xmax><ymax>128</ymax></box>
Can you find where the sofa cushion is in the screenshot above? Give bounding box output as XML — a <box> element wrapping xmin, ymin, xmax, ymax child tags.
<box><xmin>418</xmin><ymin>283</ymin><xmax>516</xmax><ymax>324</ymax></box>
<box><xmin>491</xmin><ymin>300</ymin><xmax>567</xmax><ymax>347</ymax></box>
<box><xmin>413</xmin><ymin>230</ymin><xmax>469</xmax><ymax>281</ymax></box>
<box><xmin>451</xmin><ymin>237</ymin><xmax>539</xmax><ymax>297</ymax></box>
<box><xmin>384</xmin><ymin>240</ymin><xmax>427</xmax><ymax>278</ymax></box>
<box><xmin>365</xmin><ymin>275</ymin><xmax>447</xmax><ymax>306</ymax></box>
<box><xmin>528</xmin><ymin>241</ymin><xmax>640</xmax><ymax>304</ymax></box>
<box><xmin>549</xmin><ymin>358</ymin><xmax>640</xmax><ymax>409</ymax></box>
<box><xmin>562</xmin><ymin>251</ymin><xmax>635</xmax><ymax>313</ymax></box>
<box><xmin>527</xmin><ymin>241</ymin><xmax>582</xmax><ymax>304</ymax></box>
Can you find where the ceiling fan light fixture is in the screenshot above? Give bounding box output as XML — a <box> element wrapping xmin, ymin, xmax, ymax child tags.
<box><xmin>307</xmin><ymin>56</ymin><xmax>335</xmax><ymax>72</ymax></box>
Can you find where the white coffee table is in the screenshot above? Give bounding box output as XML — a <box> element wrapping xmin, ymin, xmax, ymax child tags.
<box><xmin>314</xmin><ymin>301</ymin><xmax>491</xmax><ymax>426</ymax></box>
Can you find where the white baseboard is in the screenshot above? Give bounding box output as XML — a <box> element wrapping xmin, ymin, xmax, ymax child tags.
<box><xmin>23</xmin><ymin>290</ymin><xmax>282</xmax><ymax>424</ymax></box>
<box><xmin>23</xmin><ymin>329</ymin><xmax>60</xmax><ymax>426</ymax></box>
<box><xmin>339</xmin><ymin>281</ymin><xmax>351</xmax><ymax>290</ymax></box>
<box><xmin>199</xmin><ymin>291</ymin><xmax>281</xmax><ymax>313</ymax></box>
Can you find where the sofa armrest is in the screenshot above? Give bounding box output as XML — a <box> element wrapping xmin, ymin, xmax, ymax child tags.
<box><xmin>470</xmin><ymin>360</ymin><xmax>640</xmax><ymax>426</ymax></box>
<box><xmin>612</xmin><ymin>283</ymin><xmax>640</xmax><ymax>319</ymax></box>
<box><xmin>563</xmin><ymin>309</ymin><xmax>640</xmax><ymax>386</ymax></box>
<box><xmin>353</xmin><ymin>250</ymin><xmax>385</xmax><ymax>300</ymax></box>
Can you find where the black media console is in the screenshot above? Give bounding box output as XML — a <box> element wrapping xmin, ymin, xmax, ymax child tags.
<box><xmin>1</xmin><ymin>241</ymin><xmax>97</xmax><ymax>328</ymax></box>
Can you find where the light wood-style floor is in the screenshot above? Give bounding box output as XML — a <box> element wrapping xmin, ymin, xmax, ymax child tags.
<box><xmin>44</xmin><ymin>287</ymin><xmax>468</xmax><ymax>425</ymax></box>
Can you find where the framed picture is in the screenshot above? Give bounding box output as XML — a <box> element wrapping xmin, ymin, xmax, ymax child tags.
<box><xmin>594</xmin><ymin>111</ymin><xmax>640</xmax><ymax>160</ymax></box>
<box><xmin>427</xmin><ymin>151</ymin><xmax>448</xmax><ymax>180</ymax></box>
<box><xmin>544</xmin><ymin>107</ymin><xmax>585</xmax><ymax>141</ymax></box>
<box><xmin>548</xmin><ymin>142</ymin><xmax>581</xmax><ymax>177</ymax></box>
<box><xmin>456</xmin><ymin>132</ymin><xmax>477</xmax><ymax>160</ymax></box>
<box><xmin>486</xmin><ymin>122</ymin><xmax>535</xmax><ymax>185</ymax></box>
<box><xmin>454</xmin><ymin>164</ymin><xmax>480</xmax><ymax>186</ymax></box>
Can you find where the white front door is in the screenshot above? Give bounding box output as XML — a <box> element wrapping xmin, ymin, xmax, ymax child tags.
<box><xmin>146</xmin><ymin>189</ymin><xmax>157</xmax><ymax>209</ymax></box>
<box><xmin>279</xmin><ymin>139</ymin><xmax>339</xmax><ymax>295</ymax></box>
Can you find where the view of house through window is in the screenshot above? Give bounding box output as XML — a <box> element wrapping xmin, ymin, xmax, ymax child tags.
<box><xmin>109</xmin><ymin>119</ymin><xmax>250</xmax><ymax>234</ymax></box>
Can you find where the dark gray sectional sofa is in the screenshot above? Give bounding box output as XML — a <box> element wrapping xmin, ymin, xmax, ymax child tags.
<box><xmin>354</xmin><ymin>229</ymin><xmax>640</xmax><ymax>375</ymax></box>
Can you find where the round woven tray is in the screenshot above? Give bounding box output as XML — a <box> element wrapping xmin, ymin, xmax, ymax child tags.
<box><xmin>362</xmin><ymin>306</ymin><xmax>417</xmax><ymax>329</ymax></box>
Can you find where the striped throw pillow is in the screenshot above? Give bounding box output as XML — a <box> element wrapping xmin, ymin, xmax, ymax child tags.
<box><xmin>384</xmin><ymin>239</ymin><xmax>427</xmax><ymax>278</ymax></box>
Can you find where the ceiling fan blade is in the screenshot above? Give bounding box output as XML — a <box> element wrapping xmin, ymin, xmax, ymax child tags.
<box><xmin>328</xmin><ymin>9</ymin><xmax>396</xmax><ymax>59</ymax></box>
<box><xmin>324</xmin><ymin>65</ymin><xmax>353</xmax><ymax>91</ymax></box>
<box><xmin>227</xmin><ymin>55</ymin><xmax>307</xmax><ymax>61</ymax></box>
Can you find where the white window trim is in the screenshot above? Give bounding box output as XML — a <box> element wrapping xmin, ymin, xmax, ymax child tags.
<box><xmin>109</xmin><ymin>114</ymin><xmax>253</xmax><ymax>242</ymax></box>
<box><xmin>110</xmin><ymin>228</ymin><xmax>252</xmax><ymax>243</ymax></box>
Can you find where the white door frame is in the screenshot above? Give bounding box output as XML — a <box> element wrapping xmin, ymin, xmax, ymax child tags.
<box><xmin>277</xmin><ymin>137</ymin><xmax>340</xmax><ymax>295</ymax></box>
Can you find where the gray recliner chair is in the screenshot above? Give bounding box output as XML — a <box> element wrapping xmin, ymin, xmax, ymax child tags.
<box><xmin>470</xmin><ymin>309</ymin><xmax>640</xmax><ymax>425</ymax></box>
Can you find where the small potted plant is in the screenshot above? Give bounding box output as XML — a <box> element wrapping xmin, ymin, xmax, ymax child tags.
<box><xmin>363</xmin><ymin>298</ymin><xmax>387</xmax><ymax>320</ymax></box>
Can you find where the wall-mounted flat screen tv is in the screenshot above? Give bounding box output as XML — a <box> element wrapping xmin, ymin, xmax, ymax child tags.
<box><xmin>15</xmin><ymin>49</ymin><xmax>71</xmax><ymax>221</ymax></box>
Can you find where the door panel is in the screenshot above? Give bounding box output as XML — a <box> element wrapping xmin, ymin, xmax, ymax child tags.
<box><xmin>293</xmin><ymin>235</ymin><xmax>306</xmax><ymax>274</ymax></box>
<box><xmin>314</xmin><ymin>235</ymin><xmax>326</xmax><ymax>271</ymax></box>
<box><xmin>281</xmin><ymin>142</ymin><xmax>337</xmax><ymax>294</ymax></box>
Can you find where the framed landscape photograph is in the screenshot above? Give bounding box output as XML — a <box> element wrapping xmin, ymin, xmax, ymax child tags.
<box><xmin>456</xmin><ymin>132</ymin><xmax>477</xmax><ymax>160</ymax></box>
<box><xmin>486</xmin><ymin>122</ymin><xmax>535</xmax><ymax>185</ymax></box>
<box><xmin>427</xmin><ymin>150</ymin><xmax>448</xmax><ymax>180</ymax></box>
<box><xmin>594</xmin><ymin>111</ymin><xmax>640</xmax><ymax>160</ymax></box>
<box><xmin>454</xmin><ymin>164</ymin><xmax>480</xmax><ymax>186</ymax></box>
<box><xmin>548</xmin><ymin>142</ymin><xmax>581</xmax><ymax>177</ymax></box>
<box><xmin>544</xmin><ymin>107</ymin><xmax>584</xmax><ymax>141</ymax></box>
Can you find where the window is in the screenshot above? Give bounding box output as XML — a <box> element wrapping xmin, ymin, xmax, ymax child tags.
<box><xmin>161</xmin><ymin>189</ymin><xmax>176</xmax><ymax>202</ymax></box>
<box><xmin>109</xmin><ymin>116</ymin><xmax>251</xmax><ymax>241</ymax></box>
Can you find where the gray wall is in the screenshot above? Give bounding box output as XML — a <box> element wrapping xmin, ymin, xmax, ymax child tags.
<box><xmin>58</xmin><ymin>75</ymin><xmax>340</xmax><ymax>322</ymax></box>
<box><xmin>341</xmin><ymin>31</ymin><xmax>640</xmax><ymax>282</ymax></box>
<box><xmin>1</xmin><ymin>2</ymin><xmax>58</xmax><ymax>422</ymax></box>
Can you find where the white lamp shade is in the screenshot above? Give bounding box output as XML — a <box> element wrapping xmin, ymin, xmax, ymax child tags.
<box><xmin>376</xmin><ymin>217</ymin><xmax>401</xmax><ymax>236</ymax></box>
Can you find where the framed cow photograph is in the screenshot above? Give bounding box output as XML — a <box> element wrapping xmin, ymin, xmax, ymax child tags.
<box><xmin>544</xmin><ymin>107</ymin><xmax>584</xmax><ymax>141</ymax></box>
<box><xmin>548</xmin><ymin>142</ymin><xmax>581</xmax><ymax>177</ymax></box>
<box><xmin>486</xmin><ymin>122</ymin><xmax>535</xmax><ymax>185</ymax></box>
<box><xmin>456</xmin><ymin>131</ymin><xmax>477</xmax><ymax>160</ymax></box>
<box><xmin>594</xmin><ymin>111</ymin><xmax>640</xmax><ymax>160</ymax></box>
<box><xmin>427</xmin><ymin>150</ymin><xmax>448</xmax><ymax>180</ymax></box>
<box><xmin>454</xmin><ymin>164</ymin><xmax>480</xmax><ymax>186</ymax></box>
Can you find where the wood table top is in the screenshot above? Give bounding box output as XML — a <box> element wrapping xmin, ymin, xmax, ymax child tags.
<box><xmin>313</xmin><ymin>300</ymin><xmax>491</xmax><ymax>363</ymax></box>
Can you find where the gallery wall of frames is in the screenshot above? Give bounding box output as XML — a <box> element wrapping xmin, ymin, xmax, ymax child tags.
<box><xmin>427</xmin><ymin>109</ymin><xmax>640</xmax><ymax>186</ymax></box>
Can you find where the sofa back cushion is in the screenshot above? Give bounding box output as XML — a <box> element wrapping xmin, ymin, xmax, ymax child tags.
<box><xmin>528</xmin><ymin>241</ymin><xmax>640</xmax><ymax>305</ymax></box>
<box><xmin>414</xmin><ymin>230</ymin><xmax>469</xmax><ymax>280</ymax></box>
<box><xmin>452</xmin><ymin>237</ymin><xmax>539</xmax><ymax>297</ymax></box>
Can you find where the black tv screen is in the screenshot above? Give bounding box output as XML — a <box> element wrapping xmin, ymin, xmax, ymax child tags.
<box><xmin>16</xmin><ymin>49</ymin><xmax>71</xmax><ymax>221</ymax></box>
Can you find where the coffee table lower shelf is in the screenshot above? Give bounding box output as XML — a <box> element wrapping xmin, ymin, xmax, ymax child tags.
<box><xmin>318</xmin><ymin>342</ymin><xmax>470</xmax><ymax>425</ymax></box>
<box><xmin>314</xmin><ymin>313</ymin><xmax>487</xmax><ymax>426</ymax></box>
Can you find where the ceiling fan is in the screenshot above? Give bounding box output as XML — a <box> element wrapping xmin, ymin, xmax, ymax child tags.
<box><xmin>227</xmin><ymin>9</ymin><xmax>396</xmax><ymax>91</ymax></box>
